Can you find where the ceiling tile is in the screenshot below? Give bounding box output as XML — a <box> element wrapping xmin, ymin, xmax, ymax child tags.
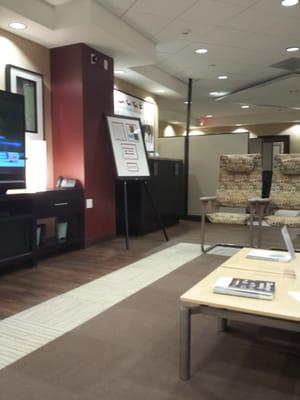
<box><xmin>220</xmin><ymin>74</ymin><xmax>300</xmax><ymax>108</ymax></box>
<box><xmin>122</xmin><ymin>11</ymin><xmax>172</xmax><ymax>37</ymax></box>
<box><xmin>97</xmin><ymin>0</ymin><xmax>136</xmax><ymax>11</ymax></box>
<box><xmin>130</xmin><ymin>0</ymin><xmax>198</xmax><ymax>18</ymax></box>
<box><xmin>178</xmin><ymin>0</ymin><xmax>245</xmax><ymax>24</ymax></box>
<box><xmin>101</xmin><ymin>7</ymin><xmax>125</xmax><ymax>16</ymax></box>
<box><xmin>199</xmin><ymin>27</ymin><xmax>294</xmax><ymax>52</ymax></box>
<box><xmin>222</xmin><ymin>15</ymin><xmax>275</xmax><ymax>34</ymax></box>
<box><xmin>159</xmin><ymin>47</ymin><xmax>284</xmax><ymax>81</ymax></box>
<box><xmin>156</xmin><ymin>40</ymin><xmax>188</xmax><ymax>54</ymax></box>
<box><xmin>156</xmin><ymin>52</ymin><xmax>171</xmax><ymax>62</ymax></box>
<box><xmin>154</xmin><ymin>18</ymin><xmax>217</xmax><ymax>43</ymax></box>
<box><xmin>167</xmin><ymin>42</ymin><xmax>284</xmax><ymax>70</ymax></box>
<box><xmin>43</xmin><ymin>0</ymin><xmax>72</xmax><ymax>5</ymax></box>
<box><xmin>266</xmin><ymin>17</ymin><xmax>300</xmax><ymax>40</ymax></box>
<box><xmin>218</xmin><ymin>0</ymin><xmax>260</xmax><ymax>6</ymax></box>
<box><xmin>96</xmin><ymin>0</ymin><xmax>136</xmax><ymax>16</ymax></box>
<box><xmin>221</xmin><ymin>0</ymin><xmax>285</xmax><ymax>32</ymax></box>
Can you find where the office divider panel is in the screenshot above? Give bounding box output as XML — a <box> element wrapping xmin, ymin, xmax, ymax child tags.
<box><xmin>158</xmin><ymin>133</ymin><xmax>248</xmax><ymax>217</ymax></box>
<box><xmin>157</xmin><ymin>137</ymin><xmax>185</xmax><ymax>161</ymax></box>
<box><xmin>188</xmin><ymin>133</ymin><xmax>249</xmax><ymax>216</ymax></box>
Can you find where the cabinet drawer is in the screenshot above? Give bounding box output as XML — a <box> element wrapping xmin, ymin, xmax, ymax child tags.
<box><xmin>33</xmin><ymin>190</ymin><xmax>83</xmax><ymax>218</ymax></box>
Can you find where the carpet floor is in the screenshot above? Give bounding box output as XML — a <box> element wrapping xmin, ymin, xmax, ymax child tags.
<box><xmin>0</xmin><ymin>243</ymin><xmax>202</xmax><ymax>369</ymax></box>
<box><xmin>1</xmin><ymin>253</ymin><xmax>300</xmax><ymax>399</ymax></box>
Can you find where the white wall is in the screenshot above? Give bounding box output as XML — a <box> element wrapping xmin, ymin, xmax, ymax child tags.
<box><xmin>278</xmin><ymin>125</ymin><xmax>300</xmax><ymax>153</ymax></box>
<box><xmin>0</xmin><ymin>28</ymin><xmax>53</xmax><ymax>188</ymax></box>
<box><xmin>247</xmin><ymin>124</ymin><xmax>300</xmax><ymax>153</ymax></box>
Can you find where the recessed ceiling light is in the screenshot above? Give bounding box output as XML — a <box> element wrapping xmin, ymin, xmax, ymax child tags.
<box><xmin>206</xmin><ymin>114</ymin><xmax>213</xmax><ymax>118</ymax></box>
<box><xmin>114</xmin><ymin>70</ymin><xmax>125</xmax><ymax>74</ymax></box>
<box><xmin>286</xmin><ymin>46</ymin><xmax>299</xmax><ymax>52</ymax></box>
<box><xmin>281</xmin><ymin>0</ymin><xmax>299</xmax><ymax>6</ymax></box>
<box><xmin>9</xmin><ymin>22</ymin><xmax>27</xmax><ymax>30</ymax></box>
<box><xmin>195</xmin><ymin>48</ymin><xmax>208</xmax><ymax>54</ymax></box>
<box><xmin>218</xmin><ymin>75</ymin><xmax>228</xmax><ymax>80</ymax></box>
<box><xmin>209</xmin><ymin>91</ymin><xmax>228</xmax><ymax>97</ymax></box>
<box><xmin>156</xmin><ymin>89</ymin><xmax>165</xmax><ymax>93</ymax></box>
<box><xmin>241</xmin><ymin>105</ymin><xmax>250</xmax><ymax>109</ymax></box>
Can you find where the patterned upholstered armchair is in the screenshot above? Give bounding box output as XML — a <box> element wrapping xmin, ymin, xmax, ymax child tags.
<box><xmin>260</xmin><ymin>154</ymin><xmax>300</xmax><ymax>243</ymax></box>
<box><xmin>200</xmin><ymin>154</ymin><xmax>263</xmax><ymax>252</ymax></box>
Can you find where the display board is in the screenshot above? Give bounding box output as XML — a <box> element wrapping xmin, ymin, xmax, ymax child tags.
<box><xmin>106</xmin><ymin>115</ymin><xmax>150</xmax><ymax>179</ymax></box>
<box><xmin>114</xmin><ymin>89</ymin><xmax>156</xmax><ymax>152</ymax></box>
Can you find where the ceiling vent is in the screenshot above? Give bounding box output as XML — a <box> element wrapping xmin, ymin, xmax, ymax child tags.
<box><xmin>270</xmin><ymin>57</ymin><xmax>300</xmax><ymax>71</ymax></box>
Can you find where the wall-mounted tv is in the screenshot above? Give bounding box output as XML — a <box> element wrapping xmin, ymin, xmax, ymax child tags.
<box><xmin>0</xmin><ymin>90</ymin><xmax>26</xmax><ymax>194</ymax></box>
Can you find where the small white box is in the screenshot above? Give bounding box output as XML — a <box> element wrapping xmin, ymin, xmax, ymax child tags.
<box><xmin>86</xmin><ymin>198</ymin><xmax>93</xmax><ymax>209</ymax></box>
<box><xmin>57</xmin><ymin>222</ymin><xmax>68</xmax><ymax>241</ymax></box>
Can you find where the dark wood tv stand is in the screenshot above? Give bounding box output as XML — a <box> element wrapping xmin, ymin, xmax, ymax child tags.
<box><xmin>0</xmin><ymin>189</ymin><xmax>84</xmax><ymax>269</ymax></box>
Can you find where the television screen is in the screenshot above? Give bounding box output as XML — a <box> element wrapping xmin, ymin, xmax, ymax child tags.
<box><xmin>0</xmin><ymin>90</ymin><xmax>25</xmax><ymax>193</ymax></box>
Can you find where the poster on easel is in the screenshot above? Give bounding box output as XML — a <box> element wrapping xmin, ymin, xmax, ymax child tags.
<box><xmin>106</xmin><ymin>115</ymin><xmax>150</xmax><ymax>179</ymax></box>
<box><xmin>113</xmin><ymin>89</ymin><xmax>156</xmax><ymax>152</ymax></box>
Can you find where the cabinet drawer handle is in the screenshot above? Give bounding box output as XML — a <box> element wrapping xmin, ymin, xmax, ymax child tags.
<box><xmin>54</xmin><ymin>202</ymin><xmax>69</xmax><ymax>206</ymax></box>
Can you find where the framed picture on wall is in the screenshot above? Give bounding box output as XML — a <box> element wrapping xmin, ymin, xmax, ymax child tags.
<box><xmin>114</xmin><ymin>89</ymin><xmax>156</xmax><ymax>152</ymax></box>
<box><xmin>5</xmin><ymin>64</ymin><xmax>44</xmax><ymax>140</ymax></box>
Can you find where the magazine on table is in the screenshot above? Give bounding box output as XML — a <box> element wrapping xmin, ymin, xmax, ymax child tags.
<box><xmin>213</xmin><ymin>277</ymin><xmax>275</xmax><ymax>300</ymax></box>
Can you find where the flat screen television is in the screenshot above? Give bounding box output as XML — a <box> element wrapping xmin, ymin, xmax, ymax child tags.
<box><xmin>0</xmin><ymin>90</ymin><xmax>26</xmax><ymax>194</ymax></box>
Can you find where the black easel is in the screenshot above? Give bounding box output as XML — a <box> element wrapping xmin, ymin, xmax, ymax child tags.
<box><xmin>121</xmin><ymin>178</ymin><xmax>169</xmax><ymax>249</ymax></box>
<box><xmin>106</xmin><ymin>115</ymin><xmax>167</xmax><ymax>250</ymax></box>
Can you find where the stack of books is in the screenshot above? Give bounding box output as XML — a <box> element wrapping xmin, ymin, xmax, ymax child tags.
<box><xmin>213</xmin><ymin>277</ymin><xmax>275</xmax><ymax>300</ymax></box>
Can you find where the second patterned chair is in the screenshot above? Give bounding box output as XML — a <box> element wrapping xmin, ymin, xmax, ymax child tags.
<box><xmin>256</xmin><ymin>154</ymin><xmax>300</xmax><ymax>247</ymax></box>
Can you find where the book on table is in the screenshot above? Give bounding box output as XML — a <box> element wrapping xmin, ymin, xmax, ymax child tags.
<box><xmin>213</xmin><ymin>277</ymin><xmax>275</xmax><ymax>300</ymax></box>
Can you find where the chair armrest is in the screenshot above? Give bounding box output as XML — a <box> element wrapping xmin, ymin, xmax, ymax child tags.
<box><xmin>248</xmin><ymin>198</ymin><xmax>270</xmax><ymax>219</ymax></box>
<box><xmin>200</xmin><ymin>196</ymin><xmax>217</xmax><ymax>214</ymax></box>
<box><xmin>200</xmin><ymin>196</ymin><xmax>217</xmax><ymax>202</ymax></box>
<box><xmin>248</xmin><ymin>197</ymin><xmax>270</xmax><ymax>204</ymax></box>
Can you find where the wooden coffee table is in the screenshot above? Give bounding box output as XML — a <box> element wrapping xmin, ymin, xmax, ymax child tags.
<box><xmin>179</xmin><ymin>248</ymin><xmax>300</xmax><ymax>380</ymax></box>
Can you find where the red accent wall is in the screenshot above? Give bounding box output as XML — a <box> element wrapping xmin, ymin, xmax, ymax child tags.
<box><xmin>51</xmin><ymin>43</ymin><xmax>116</xmax><ymax>244</ymax></box>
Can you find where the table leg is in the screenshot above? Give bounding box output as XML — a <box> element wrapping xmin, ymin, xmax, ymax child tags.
<box><xmin>179</xmin><ymin>306</ymin><xmax>191</xmax><ymax>381</ymax></box>
<box><xmin>218</xmin><ymin>318</ymin><xmax>228</xmax><ymax>332</ymax></box>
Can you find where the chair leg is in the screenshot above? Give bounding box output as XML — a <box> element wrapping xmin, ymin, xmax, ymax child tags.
<box><xmin>249</xmin><ymin>204</ymin><xmax>254</xmax><ymax>248</ymax></box>
<box><xmin>200</xmin><ymin>212</ymin><xmax>206</xmax><ymax>253</ymax></box>
<box><xmin>257</xmin><ymin>205</ymin><xmax>264</xmax><ymax>249</ymax></box>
